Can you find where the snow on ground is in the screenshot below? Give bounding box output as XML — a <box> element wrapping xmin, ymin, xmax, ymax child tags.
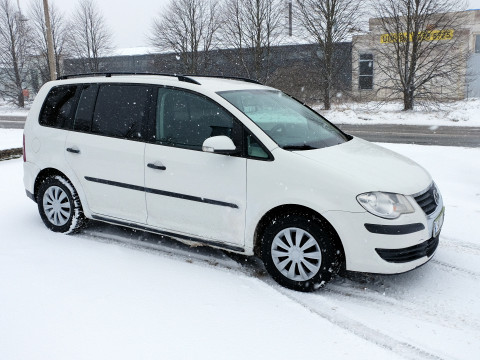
<box><xmin>0</xmin><ymin>143</ymin><xmax>479</xmax><ymax>360</ymax></box>
<box><xmin>0</xmin><ymin>159</ymin><xmax>404</xmax><ymax>360</ymax></box>
<box><xmin>317</xmin><ymin>143</ymin><xmax>480</xmax><ymax>360</ymax></box>
<box><xmin>0</xmin><ymin>129</ymin><xmax>23</xmax><ymax>151</ymax></box>
<box><xmin>0</xmin><ymin>101</ymin><xmax>28</xmax><ymax>151</ymax></box>
<box><xmin>316</xmin><ymin>98</ymin><xmax>480</xmax><ymax>127</ymax></box>
<box><xmin>0</xmin><ymin>101</ymin><xmax>29</xmax><ymax>118</ymax></box>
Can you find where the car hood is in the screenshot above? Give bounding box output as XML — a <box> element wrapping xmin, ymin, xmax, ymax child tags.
<box><xmin>291</xmin><ymin>137</ymin><xmax>432</xmax><ymax>195</ymax></box>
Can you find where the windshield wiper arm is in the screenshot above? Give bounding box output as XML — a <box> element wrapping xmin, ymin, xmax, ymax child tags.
<box><xmin>282</xmin><ymin>144</ymin><xmax>318</xmax><ymax>151</ymax></box>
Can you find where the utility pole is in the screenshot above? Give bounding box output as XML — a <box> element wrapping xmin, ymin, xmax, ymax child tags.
<box><xmin>43</xmin><ymin>0</ymin><xmax>56</xmax><ymax>80</ymax></box>
<box><xmin>288</xmin><ymin>1</ymin><xmax>292</xmax><ymax>36</ymax></box>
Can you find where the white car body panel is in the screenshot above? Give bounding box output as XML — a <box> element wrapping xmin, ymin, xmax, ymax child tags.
<box><xmin>65</xmin><ymin>132</ymin><xmax>147</xmax><ymax>223</ymax></box>
<box><xmin>144</xmin><ymin>144</ymin><xmax>247</xmax><ymax>247</ymax></box>
<box><xmin>292</xmin><ymin>137</ymin><xmax>432</xmax><ymax>195</ymax></box>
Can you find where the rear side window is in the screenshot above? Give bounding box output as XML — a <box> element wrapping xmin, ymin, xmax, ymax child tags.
<box><xmin>91</xmin><ymin>84</ymin><xmax>152</xmax><ymax>140</ymax></box>
<box><xmin>39</xmin><ymin>85</ymin><xmax>78</xmax><ymax>128</ymax></box>
<box><xmin>74</xmin><ymin>84</ymin><xmax>99</xmax><ymax>132</ymax></box>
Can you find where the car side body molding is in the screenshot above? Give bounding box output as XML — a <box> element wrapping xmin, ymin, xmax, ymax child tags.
<box><xmin>84</xmin><ymin>176</ymin><xmax>239</xmax><ymax>209</ymax></box>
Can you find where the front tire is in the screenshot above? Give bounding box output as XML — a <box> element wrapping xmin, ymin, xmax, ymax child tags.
<box><xmin>261</xmin><ymin>213</ymin><xmax>340</xmax><ymax>292</ymax></box>
<box><xmin>37</xmin><ymin>175</ymin><xmax>87</xmax><ymax>234</ymax></box>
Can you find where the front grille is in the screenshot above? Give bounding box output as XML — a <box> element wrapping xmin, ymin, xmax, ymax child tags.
<box><xmin>414</xmin><ymin>184</ymin><xmax>438</xmax><ymax>215</ymax></box>
<box><xmin>375</xmin><ymin>236</ymin><xmax>439</xmax><ymax>263</ymax></box>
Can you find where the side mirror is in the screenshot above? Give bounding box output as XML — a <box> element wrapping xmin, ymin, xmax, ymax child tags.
<box><xmin>202</xmin><ymin>135</ymin><xmax>237</xmax><ymax>155</ymax></box>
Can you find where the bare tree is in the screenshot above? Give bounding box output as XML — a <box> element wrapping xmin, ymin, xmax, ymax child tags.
<box><xmin>0</xmin><ymin>0</ymin><xmax>33</xmax><ymax>107</ymax></box>
<box><xmin>29</xmin><ymin>0</ymin><xmax>69</xmax><ymax>87</ymax></box>
<box><xmin>150</xmin><ymin>0</ymin><xmax>221</xmax><ymax>74</ymax></box>
<box><xmin>296</xmin><ymin>0</ymin><xmax>363</xmax><ymax>110</ymax></box>
<box><xmin>221</xmin><ymin>0</ymin><xmax>284</xmax><ymax>81</ymax></box>
<box><xmin>372</xmin><ymin>0</ymin><xmax>468</xmax><ymax>110</ymax></box>
<box><xmin>68</xmin><ymin>0</ymin><xmax>112</xmax><ymax>72</ymax></box>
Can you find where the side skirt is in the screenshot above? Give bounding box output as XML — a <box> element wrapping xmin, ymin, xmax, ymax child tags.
<box><xmin>91</xmin><ymin>215</ymin><xmax>245</xmax><ymax>253</ymax></box>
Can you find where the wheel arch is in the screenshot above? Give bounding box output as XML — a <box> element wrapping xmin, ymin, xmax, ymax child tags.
<box><xmin>34</xmin><ymin>168</ymin><xmax>72</xmax><ymax>201</ymax></box>
<box><xmin>253</xmin><ymin>204</ymin><xmax>346</xmax><ymax>266</ymax></box>
<box><xmin>35</xmin><ymin>167</ymin><xmax>88</xmax><ymax>234</ymax></box>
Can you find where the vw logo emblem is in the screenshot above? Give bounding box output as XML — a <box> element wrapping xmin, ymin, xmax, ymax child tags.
<box><xmin>433</xmin><ymin>189</ymin><xmax>440</xmax><ymax>205</ymax></box>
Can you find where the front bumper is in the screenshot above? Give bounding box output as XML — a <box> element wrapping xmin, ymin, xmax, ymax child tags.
<box><xmin>325</xmin><ymin>193</ymin><xmax>444</xmax><ymax>274</ymax></box>
<box><xmin>376</xmin><ymin>235</ymin><xmax>439</xmax><ymax>263</ymax></box>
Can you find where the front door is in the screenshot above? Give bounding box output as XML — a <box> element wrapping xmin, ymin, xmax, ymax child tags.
<box><xmin>145</xmin><ymin>87</ymin><xmax>246</xmax><ymax>248</ymax></box>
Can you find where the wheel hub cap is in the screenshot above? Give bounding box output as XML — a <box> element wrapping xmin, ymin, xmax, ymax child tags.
<box><xmin>271</xmin><ymin>227</ymin><xmax>322</xmax><ymax>281</ymax></box>
<box><xmin>43</xmin><ymin>186</ymin><xmax>71</xmax><ymax>227</ymax></box>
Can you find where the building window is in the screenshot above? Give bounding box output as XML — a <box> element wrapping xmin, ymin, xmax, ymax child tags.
<box><xmin>359</xmin><ymin>53</ymin><xmax>374</xmax><ymax>90</ymax></box>
<box><xmin>476</xmin><ymin>35</ymin><xmax>480</xmax><ymax>53</ymax></box>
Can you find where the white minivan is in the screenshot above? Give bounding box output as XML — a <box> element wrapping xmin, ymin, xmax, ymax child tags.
<box><xmin>23</xmin><ymin>74</ymin><xmax>445</xmax><ymax>291</ymax></box>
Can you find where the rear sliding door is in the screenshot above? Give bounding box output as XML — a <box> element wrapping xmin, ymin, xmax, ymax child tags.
<box><xmin>65</xmin><ymin>83</ymin><xmax>153</xmax><ymax>224</ymax></box>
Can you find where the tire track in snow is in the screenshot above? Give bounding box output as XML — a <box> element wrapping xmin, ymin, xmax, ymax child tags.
<box><xmin>430</xmin><ymin>259</ymin><xmax>480</xmax><ymax>279</ymax></box>
<box><xmin>439</xmin><ymin>236</ymin><xmax>480</xmax><ymax>256</ymax></box>
<box><xmin>79</xmin><ymin>227</ymin><xmax>458</xmax><ymax>360</ymax></box>
<box><xmin>230</xmin><ymin>258</ymin><xmax>454</xmax><ymax>360</ymax></box>
<box><xmin>269</xmin><ymin>284</ymin><xmax>451</xmax><ymax>360</ymax></box>
<box><xmin>324</xmin><ymin>284</ymin><xmax>480</xmax><ymax>332</ymax></box>
<box><xmin>78</xmin><ymin>227</ymin><xmax>242</xmax><ymax>270</ymax></box>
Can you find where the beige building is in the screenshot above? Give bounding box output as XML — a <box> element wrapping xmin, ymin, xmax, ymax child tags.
<box><xmin>352</xmin><ymin>9</ymin><xmax>480</xmax><ymax>102</ymax></box>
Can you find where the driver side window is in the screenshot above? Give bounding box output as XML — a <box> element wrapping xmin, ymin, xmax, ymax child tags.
<box><xmin>155</xmin><ymin>87</ymin><xmax>239</xmax><ymax>151</ymax></box>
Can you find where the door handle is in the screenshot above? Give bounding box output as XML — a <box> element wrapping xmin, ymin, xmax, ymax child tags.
<box><xmin>66</xmin><ymin>147</ymin><xmax>80</xmax><ymax>154</ymax></box>
<box><xmin>147</xmin><ymin>162</ymin><xmax>166</xmax><ymax>170</ymax></box>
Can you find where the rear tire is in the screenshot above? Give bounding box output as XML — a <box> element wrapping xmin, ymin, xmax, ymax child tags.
<box><xmin>261</xmin><ymin>213</ymin><xmax>340</xmax><ymax>292</ymax></box>
<box><xmin>37</xmin><ymin>175</ymin><xmax>87</xmax><ymax>234</ymax></box>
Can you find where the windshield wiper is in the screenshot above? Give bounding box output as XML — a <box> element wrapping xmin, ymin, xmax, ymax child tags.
<box><xmin>282</xmin><ymin>144</ymin><xmax>318</xmax><ymax>151</ymax></box>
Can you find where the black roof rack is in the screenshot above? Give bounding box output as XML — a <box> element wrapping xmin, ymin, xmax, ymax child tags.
<box><xmin>57</xmin><ymin>72</ymin><xmax>262</xmax><ymax>86</ymax></box>
<box><xmin>57</xmin><ymin>72</ymin><xmax>201</xmax><ymax>85</ymax></box>
<box><xmin>184</xmin><ymin>74</ymin><xmax>262</xmax><ymax>85</ymax></box>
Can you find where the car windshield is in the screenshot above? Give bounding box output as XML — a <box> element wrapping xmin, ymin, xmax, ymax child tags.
<box><xmin>218</xmin><ymin>90</ymin><xmax>349</xmax><ymax>150</ymax></box>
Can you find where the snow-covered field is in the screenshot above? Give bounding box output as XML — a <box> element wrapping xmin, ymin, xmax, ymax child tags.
<box><xmin>0</xmin><ymin>101</ymin><xmax>29</xmax><ymax>118</ymax></box>
<box><xmin>0</xmin><ymin>101</ymin><xmax>27</xmax><ymax>151</ymax></box>
<box><xmin>316</xmin><ymin>98</ymin><xmax>480</xmax><ymax>127</ymax></box>
<box><xmin>0</xmin><ymin>129</ymin><xmax>23</xmax><ymax>151</ymax></box>
<box><xmin>0</xmin><ymin>143</ymin><xmax>479</xmax><ymax>360</ymax></box>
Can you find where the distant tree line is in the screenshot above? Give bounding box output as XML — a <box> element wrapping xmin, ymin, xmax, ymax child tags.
<box><xmin>0</xmin><ymin>0</ymin><xmax>470</xmax><ymax>110</ymax></box>
<box><xmin>149</xmin><ymin>0</ymin><xmax>363</xmax><ymax>110</ymax></box>
<box><xmin>0</xmin><ymin>0</ymin><xmax>111</xmax><ymax>107</ymax></box>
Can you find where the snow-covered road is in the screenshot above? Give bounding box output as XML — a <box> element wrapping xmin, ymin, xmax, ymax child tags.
<box><xmin>0</xmin><ymin>143</ymin><xmax>479</xmax><ymax>360</ymax></box>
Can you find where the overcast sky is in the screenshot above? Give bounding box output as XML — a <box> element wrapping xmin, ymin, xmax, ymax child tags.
<box><xmin>20</xmin><ymin>0</ymin><xmax>480</xmax><ymax>49</ymax></box>
<box><xmin>48</xmin><ymin>0</ymin><xmax>171</xmax><ymax>49</ymax></box>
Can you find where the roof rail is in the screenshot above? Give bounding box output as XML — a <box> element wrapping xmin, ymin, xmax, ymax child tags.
<box><xmin>57</xmin><ymin>72</ymin><xmax>201</xmax><ymax>85</ymax></box>
<box><xmin>185</xmin><ymin>74</ymin><xmax>262</xmax><ymax>85</ymax></box>
<box><xmin>57</xmin><ymin>72</ymin><xmax>262</xmax><ymax>86</ymax></box>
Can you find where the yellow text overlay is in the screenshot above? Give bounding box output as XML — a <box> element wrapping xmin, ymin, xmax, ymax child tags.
<box><xmin>380</xmin><ymin>30</ymin><xmax>454</xmax><ymax>44</ymax></box>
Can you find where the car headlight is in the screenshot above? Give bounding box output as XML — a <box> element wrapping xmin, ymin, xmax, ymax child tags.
<box><xmin>357</xmin><ymin>192</ymin><xmax>415</xmax><ymax>219</ymax></box>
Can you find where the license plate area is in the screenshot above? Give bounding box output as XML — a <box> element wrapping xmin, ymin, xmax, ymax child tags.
<box><xmin>433</xmin><ymin>207</ymin><xmax>445</xmax><ymax>237</ymax></box>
